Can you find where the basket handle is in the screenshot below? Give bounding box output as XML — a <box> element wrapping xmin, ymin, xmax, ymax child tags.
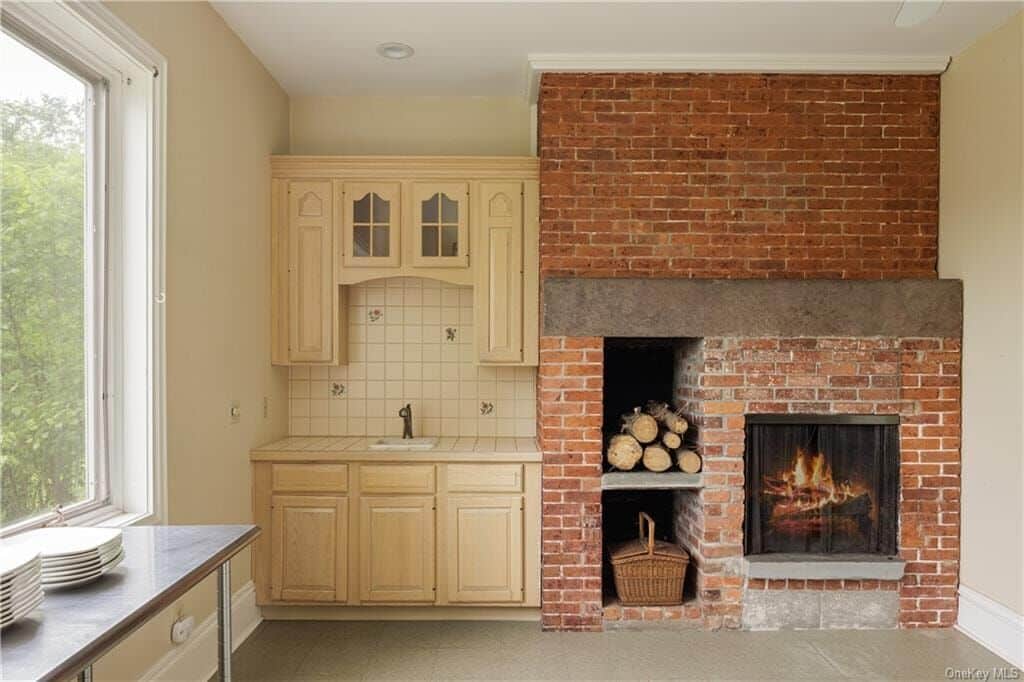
<box><xmin>638</xmin><ymin>512</ymin><xmax>655</xmax><ymax>556</ymax></box>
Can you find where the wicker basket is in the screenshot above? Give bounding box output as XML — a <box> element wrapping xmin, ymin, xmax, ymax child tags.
<box><xmin>608</xmin><ymin>512</ymin><xmax>689</xmax><ymax>606</ymax></box>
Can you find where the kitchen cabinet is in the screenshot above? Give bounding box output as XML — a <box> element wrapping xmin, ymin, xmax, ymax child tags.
<box><xmin>270</xmin><ymin>157</ymin><xmax>539</xmax><ymax>366</ymax></box>
<box><xmin>271</xmin><ymin>179</ymin><xmax>347</xmax><ymax>366</ymax></box>
<box><xmin>339</xmin><ymin>181</ymin><xmax>401</xmax><ymax>269</ymax></box>
<box><xmin>358</xmin><ymin>496</ymin><xmax>435</xmax><ymax>602</ymax></box>
<box><xmin>271</xmin><ymin>494</ymin><xmax>348</xmax><ymax>602</ymax></box>
<box><xmin>443</xmin><ymin>495</ymin><xmax>523</xmax><ymax>603</ymax></box>
<box><xmin>251</xmin><ymin>446</ymin><xmax>541</xmax><ymax>613</ymax></box>
<box><xmin>412</xmin><ymin>182</ymin><xmax>469</xmax><ymax>268</ymax></box>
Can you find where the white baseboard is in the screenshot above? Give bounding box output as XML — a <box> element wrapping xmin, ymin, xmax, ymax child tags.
<box><xmin>957</xmin><ymin>585</ymin><xmax>1024</xmax><ymax>669</ymax></box>
<box><xmin>142</xmin><ymin>581</ymin><xmax>262</xmax><ymax>681</ymax></box>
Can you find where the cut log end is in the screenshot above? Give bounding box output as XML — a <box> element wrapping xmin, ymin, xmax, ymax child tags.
<box><xmin>622</xmin><ymin>408</ymin><xmax>659</xmax><ymax>444</ymax></box>
<box><xmin>607</xmin><ymin>434</ymin><xmax>643</xmax><ymax>470</ymax></box>
<box><xmin>642</xmin><ymin>445</ymin><xmax>672</xmax><ymax>472</ymax></box>
<box><xmin>661</xmin><ymin>430</ymin><xmax>682</xmax><ymax>450</ymax></box>
<box><xmin>645</xmin><ymin>401</ymin><xmax>689</xmax><ymax>435</ymax></box>
<box><xmin>676</xmin><ymin>449</ymin><xmax>703</xmax><ymax>474</ymax></box>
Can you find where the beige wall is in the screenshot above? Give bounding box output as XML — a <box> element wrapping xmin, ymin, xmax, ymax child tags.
<box><xmin>939</xmin><ymin>10</ymin><xmax>1024</xmax><ymax>617</ymax></box>
<box><xmin>96</xmin><ymin>2</ymin><xmax>290</xmax><ymax>679</ymax></box>
<box><xmin>290</xmin><ymin>95</ymin><xmax>531</xmax><ymax>155</ymax></box>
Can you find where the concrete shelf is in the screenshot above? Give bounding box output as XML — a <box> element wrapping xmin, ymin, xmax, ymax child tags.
<box><xmin>601</xmin><ymin>471</ymin><xmax>703</xmax><ymax>491</ymax></box>
<box><xmin>744</xmin><ymin>553</ymin><xmax>906</xmax><ymax>581</ymax></box>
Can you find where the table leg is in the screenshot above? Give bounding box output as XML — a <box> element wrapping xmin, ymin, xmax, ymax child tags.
<box><xmin>77</xmin><ymin>665</ymin><xmax>93</xmax><ymax>682</ymax></box>
<box><xmin>217</xmin><ymin>562</ymin><xmax>232</xmax><ymax>681</ymax></box>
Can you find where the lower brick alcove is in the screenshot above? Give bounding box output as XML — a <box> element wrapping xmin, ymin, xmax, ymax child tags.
<box><xmin>537</xmin><ymin>279</ymin><xmax>962</xmax><ymax>631</ymax></box>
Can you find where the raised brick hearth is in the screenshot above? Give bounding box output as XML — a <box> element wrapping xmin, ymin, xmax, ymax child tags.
<box><xmin>536</xmin><ymin>72</ymin><xmax>959</xmax><ymax>632</ymax></box>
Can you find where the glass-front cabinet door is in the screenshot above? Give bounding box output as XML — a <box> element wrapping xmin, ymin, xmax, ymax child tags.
<box><xmin>340</xmin><ymin>182</ymin><xmax>401</xmax><ymax>268</ymax></box>
<box><xmin>412</xmin><ymin>182</ymin><xmax>469</xmax><ymax>268</ymax></box>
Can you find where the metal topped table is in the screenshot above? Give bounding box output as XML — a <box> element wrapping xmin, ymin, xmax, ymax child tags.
<box><xmin>1</xmin><ymin>525</ymin><xmax>260</xmax><ymax>681</ymax></box>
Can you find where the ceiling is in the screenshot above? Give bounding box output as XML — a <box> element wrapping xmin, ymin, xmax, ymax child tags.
<box><xmin>212</xmin><ymin>1</ymin><xmax>1024</xmax><ymax>98</ymax></box>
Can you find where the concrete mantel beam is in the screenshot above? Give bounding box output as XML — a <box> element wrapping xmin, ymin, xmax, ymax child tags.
<box><xmin>542</xmin><ymin>278</ymin><xmax>962</xmax><ymax>339</ymax></box>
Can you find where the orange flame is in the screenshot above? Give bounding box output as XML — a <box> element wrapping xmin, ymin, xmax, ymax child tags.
<box><xmin>763</xmin><ymin>448</ymin><xmax>864</xmax><ymax>519</ymax></box>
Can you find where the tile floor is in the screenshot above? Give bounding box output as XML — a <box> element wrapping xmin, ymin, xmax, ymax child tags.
<box><xmin>223</xmin><ymin>620</ymin><xmax>1016</xmax><ymax>681</ymax></box>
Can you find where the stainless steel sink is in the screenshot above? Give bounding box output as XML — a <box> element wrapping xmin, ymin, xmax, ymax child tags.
<box><xmin>368</xmin><ymin>437</ymin><xmax>437</xmax><ymax>451</ymax></box>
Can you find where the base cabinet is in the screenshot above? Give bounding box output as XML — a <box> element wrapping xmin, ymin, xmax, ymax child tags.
<box><xmin>253</xmin><ymin>460</ymin><xmax>539</xmax><ymax>609</ymax></box>
<box><xmin>444</xmin><ymin>495</ymin><xmax>523</xmax><ymax>603</ymax></box>
<box><xmin>271</xmin><ymin>494</ymin><xmax>348</xmax><ymax>602</ymax></box>
<box><xmin>359</xmin><ymin>496</ymin><xmax>436</xmax><ymax>603</ymax></box>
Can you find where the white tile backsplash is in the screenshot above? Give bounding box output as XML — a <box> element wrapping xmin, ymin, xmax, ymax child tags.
<box><xmin>289</xmin><ymin>277</ymin><xmax>537</xmax><ymax>438</ymax></box>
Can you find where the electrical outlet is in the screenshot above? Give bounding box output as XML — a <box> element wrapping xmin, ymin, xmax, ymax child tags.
<box><xmin>229</xmin><ymin>400</ymin><xmax>241</xmax><ymax>424</ymax></box>
<box><xmin>263</xmin><ymin>396</ymin><xmax>269</xmax><ymax>419</ymax></box>
<box><xmin>171</xmin><ymin>615</ymin><xmax>195</xmax><ymax>644</ymax></box>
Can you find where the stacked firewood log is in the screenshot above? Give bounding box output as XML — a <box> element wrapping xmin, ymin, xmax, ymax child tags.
<box><xmin>606</xmin><ymin>401</ymin><xmax>703</xmax><ymax>473</ymax></box>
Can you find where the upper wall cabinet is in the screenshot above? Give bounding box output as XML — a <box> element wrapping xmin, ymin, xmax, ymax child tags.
<box><xmin>272</xmin><ymin>179</ymin><xmax>346</xmax><ymax>366</ymax></box>
<box><xmin>412</xmin><ymin>182</ymin><xmax>469</xmax><ymax>269</ymax></box>
<box><xmin>340</xmin><ymin>182</ymin><xmax>401</xmax><ymax>269</ymax></box>
<box><xmin>271</xmin><ymin>157</ymin><xmax>539</xmax><ymax>366</ymax></box>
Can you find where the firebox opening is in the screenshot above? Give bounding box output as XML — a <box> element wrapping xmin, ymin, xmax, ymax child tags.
<box><xmin>744</xmin><ymin>414</ymin><xmax>900</xmax><ymax>557</ymax></box>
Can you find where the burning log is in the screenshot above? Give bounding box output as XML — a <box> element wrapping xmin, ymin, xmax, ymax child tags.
<box><xmin>607</xmin><ymin>434</ymin><xmax>643</xmax><ymax>470</ymax></box>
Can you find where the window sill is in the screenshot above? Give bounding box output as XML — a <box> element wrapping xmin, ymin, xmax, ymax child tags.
<box><xmin>69</xmin><ymin>506</ymin><xmax>158</xmax><ymax>529</ymax></box>
<box><xmin>1</xmin><ymin>506</ymin><xmax>158</xmax><ymax>539</ymax></box>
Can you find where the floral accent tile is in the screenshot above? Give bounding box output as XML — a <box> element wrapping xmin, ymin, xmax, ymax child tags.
<box><xmin>445</xmin><ymin>327</ymin><xmax>457</xmax><ymax>342</ymax></box>
<box><xmin>480</xmin><ymin>401</ymin><xmax>494</xmax><ymax>416</ymax></box>
<box><xmin>368</xmin><ymin>308</ymin><xmax>383</xmax><ymax>323</ymax></box>
<box><xmin>331</xmin><ymin>382</ymin><xmax>346</xmax><ymax>398</ymax></box>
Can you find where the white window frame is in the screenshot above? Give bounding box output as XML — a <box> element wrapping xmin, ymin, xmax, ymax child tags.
<box><xmin>1</xmin><ymin>1</ymin><xmax>166</xmax><ymax>536</ymax></box>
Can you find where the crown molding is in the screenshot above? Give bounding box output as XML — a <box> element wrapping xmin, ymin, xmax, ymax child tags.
<box><xmin>271</xmin><ymin>155</ymin><xmax>539</xmax><ymax>179</ymax></box>
<box><xmin>526</xmin><ymin>53</ymin><xmax>951</xmax><ymax>101</ymax></box>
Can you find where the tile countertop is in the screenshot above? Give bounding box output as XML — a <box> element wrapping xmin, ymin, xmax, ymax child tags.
<box><xmin>250</xmin><ymin>436</ymin><xmax>541</xmax><ymax>462</ymax></box>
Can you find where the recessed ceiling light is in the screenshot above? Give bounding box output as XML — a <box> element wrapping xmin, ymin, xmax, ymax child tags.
<box><xmin>376</xmin><ymin>42</ymin><xmax>414</xmax><ymax>60</ymax></box>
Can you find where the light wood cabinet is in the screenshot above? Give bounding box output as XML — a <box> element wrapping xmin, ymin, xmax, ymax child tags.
<box><xmin>444</xmin><ymin>495</ymin><xmax>523</xmax><ymax>603</ymax></box>
<box><xmin>339</xmin><ymin>181</ymin><xmax>401</xmax><ymax>269</ymax></box>
<box><xmin>271</xmin><ymin>494</ymin><xmax>348</xmax><ymax>602</ymax></box>
<box><xmin>270</xmin><ymin>157</ymin><xmax>539</xmax><ymax>366</ymax></box>
<box><xmin>271</xmin><ymin>179</ymin><xmax>347</xmax><ymax>366</ymax></box>
<box><xmin>412</xmin><ymin>182</ymin><xmax>469</xmax><ymax>268</ymax></box>
<box><xmin>359</xmin><ymin>496</ymin><xmax>436</xmax><ymax>602</ymax></box>
<box><xmin>252</xmin><ymin>458</ymin><xmax>541</xmax><ymax>611</ymax></box>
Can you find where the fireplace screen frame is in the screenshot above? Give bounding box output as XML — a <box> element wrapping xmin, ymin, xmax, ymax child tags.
<box><xmin>743</xmin><ymin>414</ymin><xmax>900</xmax><ymax>557</ymax></box>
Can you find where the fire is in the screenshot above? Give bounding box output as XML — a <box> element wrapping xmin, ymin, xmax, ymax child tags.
<box><xmin>763</xmin><ymin>448</ymin><xmax>865</xmax><ymax>519</ymax></box>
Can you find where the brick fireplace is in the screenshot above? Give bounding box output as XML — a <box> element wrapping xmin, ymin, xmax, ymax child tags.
<box><xmin>536</xmin><ymin>72</ymin><xmax>961</xmax><ymax>631</ymax></box>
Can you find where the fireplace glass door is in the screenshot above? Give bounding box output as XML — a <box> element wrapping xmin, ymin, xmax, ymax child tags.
<box><xmin>744</xmin><ymin>416</ymin><xmax>899</xmax><ymax>556</ymax></box>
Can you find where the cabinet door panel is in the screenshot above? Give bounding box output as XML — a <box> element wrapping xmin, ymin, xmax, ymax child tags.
<box><xmin>271</xmin><ymin>494</ymin><xmax>347</xmax><ymax>602</ymax></box>
<box><xmin>341</xmin><ymin>182</ymin><xmax>401</xmax><ymax>268</ymax></box>
<box><xmin>445</xmin><ymin>496</ymin><xmax>523</xmax><ymax>603</ymax></box>
<box><xmin>475</xmin><ymin>183</ymin><xmax>524</xmax><ymax>363</ymax></box>
<box><xmin>412</xmin><ymin>182</ymin><xmax>469</xmax><ymax>268</ymax></box>
<box><xmin>288</xmin><ymin>182</ymin><xmax>334</xmax><ymax>363</ymax></box>
<box><xmin>359</xmin><ymin>496</ymin><xmax>435</xmax><ymax>602</ymax></box>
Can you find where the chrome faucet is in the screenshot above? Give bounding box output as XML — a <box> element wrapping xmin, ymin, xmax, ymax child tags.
<box><xmin>398</xmin><ymin>404</ymin><xmax>413</xmax><ymax>439</ymax></box>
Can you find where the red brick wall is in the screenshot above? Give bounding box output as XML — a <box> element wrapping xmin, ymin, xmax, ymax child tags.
<box><xmin>539</xmin><ymin>73</ymin><xmax>940</xmax><ymax>279</ymax></box>
<box><xmin>537</xmin><ymin>337</ymin><xmax>604</xmax><ymax>630</ymax></box>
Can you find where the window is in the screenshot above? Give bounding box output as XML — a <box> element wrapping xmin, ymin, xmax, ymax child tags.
<box><xmin>1</xmin><ymin>30</ymin><xmax>98</xmax><ymax>527</ymax></box>
<box><xmin>0</xmin><ymin>3</ymin><xmax>165</xmax><ymax>535</ymax></box>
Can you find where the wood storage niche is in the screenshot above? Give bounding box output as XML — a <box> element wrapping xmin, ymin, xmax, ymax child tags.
<box><xmin>609</xmin><ymin>512</ymin><xmax>689</xmax><ymax>606</ymax></box>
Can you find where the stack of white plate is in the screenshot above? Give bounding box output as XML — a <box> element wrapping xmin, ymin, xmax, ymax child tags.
<box><xmin>1</xmin><ymin>548</ymin><xmax>43</xmax><ymax>628</ymax></box>
<box><xmin>5</xmin><ymin>527</ymin><xmax>124</xmax><ymax>589</ymax></box>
